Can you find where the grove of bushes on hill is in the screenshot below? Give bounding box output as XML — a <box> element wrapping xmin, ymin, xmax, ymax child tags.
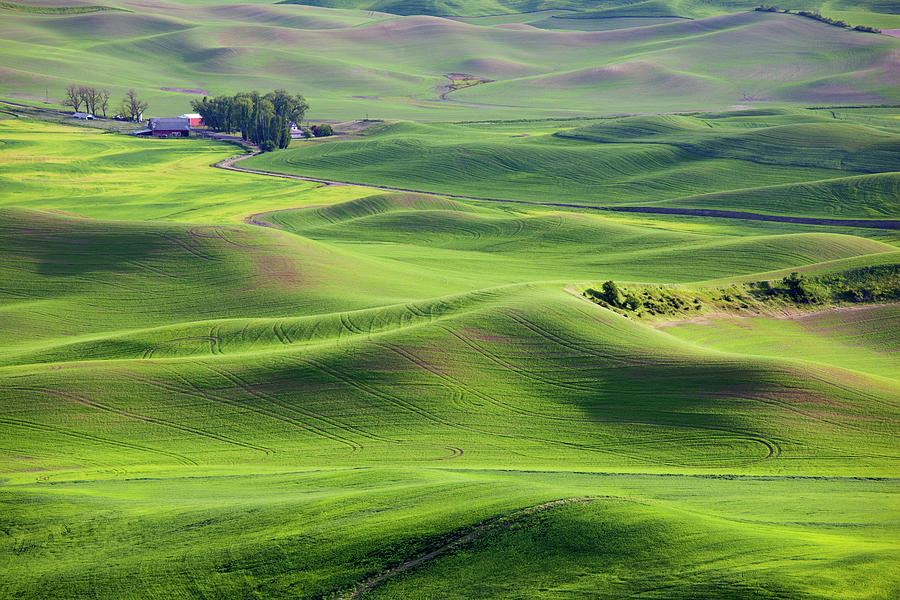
<box><xmin>584</xmin><ymin>265</ymin><xmax>900</xmax><ymax>319</ymax></box>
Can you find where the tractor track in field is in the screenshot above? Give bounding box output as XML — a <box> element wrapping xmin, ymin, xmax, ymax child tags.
<box><xmin>335</xmin><ymin>496</ymin><xmax>612</xmax><ymax>600</ymax></box>
<box><xmin>197</xmin><ymin>361</ymin><xmax>366</xmax><ymax>452</ymax></box>
<box><xmin>441</xmin><ymin>446</ymin><xmax>464</xmax><ymax>459</ymax></box>
<box><xmin>215</xmin><ymin>152</ymin><xmax>900</xmax><ymax>230</ymax></box>
<box><xmin>300</xmin><ymin>354</ymin><xmax>468</xmax><ymax>435</ymax></box>
<box><xmin>292</xmin><ymin>352</ymin><xmax>602</xmax><ymax>454</ymax></box>
<box><xmin>377</xmin><ymin>340</ymin><xmax>589</xmax><ymax>423</ymax></box>
<box><xmin>1</xmin><ymin>385</ymin><xmax>269</xmax><ymax>455</ymax></box>
<box><xmin>441</xmin><ymin>327</ymin><xmax>597</xmax><ymax>392</ymax></box>
<box><xmin>377</xmin><ymin>333</ymin><xmax>783</xmax><ymax>464</ymax></box>
<box><xmin>127</xmin><ymin>367</ymin><xmax>362</xmax><ymax>452</ymax></box>
<box><xmin>0</xmin><ymin>416</ymin><xmax>198</xmax><ymax>466</ymax></box>
<box><xmin>142</xmin><ymin>336</ymin><xmax>219</xmax><ymax>359</ymax></box>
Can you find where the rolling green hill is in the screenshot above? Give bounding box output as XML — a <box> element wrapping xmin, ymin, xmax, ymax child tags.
<box><xmin>0</xmin><ymin>119</ymin><xmax>375</xmax><ymax>222</ymax></box>
<box><xmin>0</xmin><ymin>195</ymin><xmax>896</xmax><ymax>479</ymax></box>
<box><xmin>245</xmin><ymin>108</ymin><xmax>900</xmax><ymax>221</ymax></box>
<box><xmin>1</xmin><ymin>3</ymin><xmax>899</xmax><ymax>595</ymax></box>
<box><xmin>282</xmin><ymin>0</ymin><xmax>900</xmax><ymax>27</ymax></box>
<box><xmin>2</xmin><ymin>5</ymin><xmax>899</xmax><ymax>119</ymax></box>
<box><xmin>1</xmin><ymin>184</ymin><xmax>898</xmax><ymax>597</ymax></box>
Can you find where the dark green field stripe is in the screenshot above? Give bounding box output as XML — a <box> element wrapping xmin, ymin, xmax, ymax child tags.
<box><xmin>605</xmin><ymin>207</ymin><xmax>900</xmax><ymax>229</ymax></box>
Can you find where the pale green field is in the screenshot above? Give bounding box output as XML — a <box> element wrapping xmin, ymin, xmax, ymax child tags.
<box><xmin>246</xmin><ymin>108</ymin><xmax>900</xmax><ymax>224</ymax></box>
<box><xmin>0</xmin><ymin>119</ymin><xmax>376</xmax><ymax>222</ymax></box>
<box><xmin>1</xmin><ymin>0</ymin><xmax>900</xmax><ymax>587</ymax></box>
<box><xmin>660</xmin><ymin>303</ymin><xmax>900</xmax><ymax>380</ymax></box>
<box><xmin>0</xmin><ymin>112</ymin><xmax>898</xmax><ymax>598</ymax></box>
<box><xmin>1</xmin><ymin>3</ymin><xmax>899</xmax><ymax>119</ymax></box>
<box><xmin>4</xmin><ymin>469</ymin><xmax>898</xmax><ymax>600</ymax></box>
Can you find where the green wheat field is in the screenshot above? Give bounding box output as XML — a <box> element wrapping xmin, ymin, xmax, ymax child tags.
<box><xmin>1</xmin><ymin>0</ymin><xmax>899</xmax><ymax>598</ymax></box>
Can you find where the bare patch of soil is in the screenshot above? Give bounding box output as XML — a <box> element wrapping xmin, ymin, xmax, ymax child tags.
<box><xmin>247</xmin><ymin>254</ymin><xmax>305</xmax><ymax>290</ymax></box>
<box><xmin>438</xmin><ymin>73</ymin><xmax>495</xmax><ymax>100</ymax></box>
<box><xmin>159</xmin><ymin>87</ymin><xmax>208</xmax><ymax>95</ymax></box>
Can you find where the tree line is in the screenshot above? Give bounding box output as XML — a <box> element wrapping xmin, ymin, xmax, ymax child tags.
<box><xmin>755</xmin><ymin>6</ymin><xmax>881</xmax><ymax>33</ymax></box>
<box><xmin>64</xmin><ymin>85</ymin><xmax>110</xmax><ymax>117</ymax></box>
<box><xmin>191</xmin><ymin>90</ymin><xmax>308</xmax><ymax>151</ymax></box>
<box><xmin>64</xmin><ymin>85</ymin><xmax>149</xmax><ymax>120</ymax></box>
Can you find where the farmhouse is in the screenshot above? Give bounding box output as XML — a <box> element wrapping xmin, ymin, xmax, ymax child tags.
<box><xmin>147</xmin><ymin>117</ymin><xmax>190</xmax><ymax>137</ymax></box>
<box><xmin>178</xmin><ymin>113</ymin><xmax>204</xmax><ymax>127</ymax></box>
<box><xmin>72</xmin><ymin>112</ymin><xmax>94</xmax><ymax>120</ymax></box>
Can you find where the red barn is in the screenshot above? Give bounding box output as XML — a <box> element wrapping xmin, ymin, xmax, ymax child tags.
<box><xmin>148</xmin><ymin>118</ymin><xmax>190</xmax><ymax>137</ymax></box>
<box><xmin>179</xmin><ymin>113</ymin><xmax>204</xmax><ymax>127</ymax></box>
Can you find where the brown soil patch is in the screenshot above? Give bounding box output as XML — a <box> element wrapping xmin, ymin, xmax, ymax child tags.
<box><xmin>247</xmin><ymin>254</ymin><xmax>306</xmax><ymax>290</ymax></box>
<box><xmin>438</xmin><ymin>73</ymin><xmax>495</xmax><ymax>100</ymax></box>
<box><xmin>159</xmin><ymin>87</ymin><xmax>208</xmax><ymax>95</ymax></box>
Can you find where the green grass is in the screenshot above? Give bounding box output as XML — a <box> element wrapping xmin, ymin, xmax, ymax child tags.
<box><xmin>0</xmin><ymin>94</ymin><xmax>899</xmax><ymax>600</ymax></box>
<box><xmin>280</xmin><ymin>0</ymin><xmax>900</xmax><ymax>27</ymax></box>
<box><xmin>4</xmin><ymin>470</ymin><xmax>897</xmax><ymax>600</ymax></box>
<box><xmin>0</xmin><ymin>1</ymin><xmax>127</xmax><ymax>14</ymax></box>
<box><xmin>245</xmin><ymin>108</ymin><xmax>900</xmax><ymax>219</ymax></box>
<box><xmin>661</xmin><ymin>303</ymin><xmax>900</xmax><ymax>380</ymax></box>
<box><xmin>0</xmin><ymin>119</ymin><xmax>377</xmax><ymax>222</ymax></box>
<box><xmin>257</xmin><ymin>193</ymin><xmax>896</xmax><ymax>282</ymax></box>
<box><xmin>367</xmin><ymin>479</ymin><xmax>900</xmax><ymax>600</ymax></box>
<box><xmin>1</xmin><ymin>6</ymin><xmax>899</xmax><ymax>119</ymax></box>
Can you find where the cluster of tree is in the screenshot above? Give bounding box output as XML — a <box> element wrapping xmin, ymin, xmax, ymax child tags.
<box><xmin>118</xmin><ymin>89</ymin><xmax>149</xmax><ymax>121</ymax></box>
<box><xmin>64</xmin><ymin>85</ymin><xmax>110</xmax><ymax>117</ymax></box>
<box><xmin>299</xmin><ymin>123</ymin><xmax>334</xmax><ymax>139</ymax></box>
<box><xmin>757</xmin><ymin>267</ymin><xmax>899</xmax><ymax>304</ymax></box>
<box><xmin>755</xmin><ymin>6</ymin><xmax>881</xmax><ymax>33</ymax></box>
<box><xmin>582</xmin><ymin>266</ymin><xmax>899</xmax><ymax>321</ymax></box>
<box><xmin>191</xmin><ymin>90</ymin><xmax>308</xmax><ymax>151</ymax></box>
<box><xmin>587</xmin><ymin>281</ymin><xmax>643</xmax><ymax>311</ymax></box>
<box><xmin>309</xmin><ymin>123</ymin><xmax>333</xmax><ymax>137</ymax></box>
<box><xmin>63</xmin><ymin>86</ymin><xmax>149</xmax><ymax>120</ymax></box>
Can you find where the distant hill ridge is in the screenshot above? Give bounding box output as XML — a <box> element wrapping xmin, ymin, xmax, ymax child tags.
<box><xmin>277</xmin><ymin>0</ymin><xmax>899</xmax><ymax>23</ymax></box>
<box><xmin>0</xmin><ymin>1</ymin><xmax>127</xmax><ymax>13</ymax></box>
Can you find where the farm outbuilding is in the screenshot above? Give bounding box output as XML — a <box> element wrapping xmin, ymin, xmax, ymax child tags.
<box><xmin>178</xmin><ymin>113</ymin><xmax>204</xmax><ymax>127</ymax></box>
<box><xmin>148</xmin><ymin>118</ymin><xmax>190</xmax><ymax>137</ymax></box>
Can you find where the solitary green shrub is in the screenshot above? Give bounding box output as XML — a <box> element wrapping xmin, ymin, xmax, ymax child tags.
<box><xmin>311</xmin><ymin>124</ymin><xmax>333</xmax><ymax>137</ymax></box>
<box><xmin>601</xmin><ymin>280</ymin><xmax>624</xmax><ymax>307</ymax></box>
